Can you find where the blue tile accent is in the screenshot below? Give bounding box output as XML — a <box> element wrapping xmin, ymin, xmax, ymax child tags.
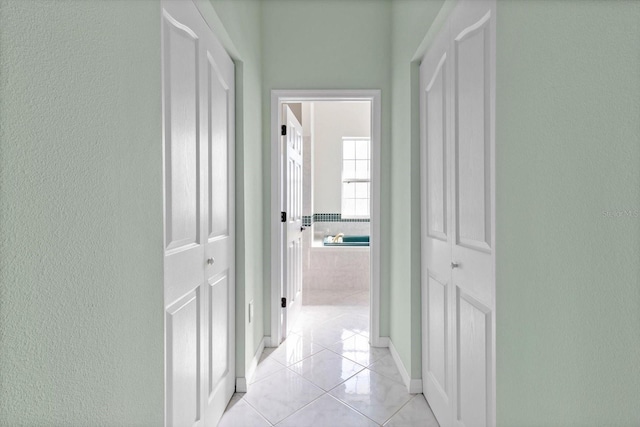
<box><xmin>312</xmin><ymin>213</ymin><xmax>370</xmax><ymax>223</ymax></box>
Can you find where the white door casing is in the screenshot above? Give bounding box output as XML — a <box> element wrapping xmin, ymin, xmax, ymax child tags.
<box><xmin>281</xmin><ymin>106</ymin><xmax>304</xmax><ymax>341</ymax></box>
<box><xmin>420</xmin><ymin>0</ymin><xmax>496</xmax><ymax>426</ymax></box>
<box><xmin>162</xmin><ymin>1</ymin><xmax>235</xmax><ymax>426</ymax></box>
<box><xmin>270</xmin><ymin>91</ymin><xmax>382</xmax><ymax>348</ymax></box>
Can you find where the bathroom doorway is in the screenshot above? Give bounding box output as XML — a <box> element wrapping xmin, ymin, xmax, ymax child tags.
<box><xmin>270</xmin><ymin>90</ymin><xmax>383</xmax><ymax>348</ymax></box>
<box><xmin>299</xmin><ymin>100</ymin><xmax>371</xmax><ymax>343</ymax></box>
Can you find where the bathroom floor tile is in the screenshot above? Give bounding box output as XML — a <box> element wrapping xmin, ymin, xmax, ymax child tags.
<box><xmin>276</xmin><ymin>394</ymin><xmax>378</xmax><ymax>427</ymax></box>
<box><xmin>250</xmin><ymin>353</ymin><xmax>286</xmax><ymax>384</ymax></box>
<box><xmin>289</xmin><ymin>312</ymin><xmax>337</xmax><ymax>335</ymax></box>
<box><xmin>296</xmin><ymin>324</ymin><xmax>357</xmax><ymax>348</ymax></box>
<box><xmin>367</xmin><ymin>354</ymin><xmax>404</xmax><ymax>383</ymax></box>
<box><xmin>329</xmin><ymin>368</ymin><xmax>413</xmax><ymax>424</ymax></box>
<box><xmin>293</xmin><ymin>304</ymin><xmax>348</xmax><ymax>324</ymax></box>
<box><xmin>289</xmin><ymin>349</ymin><xmax>365</xmax><ymax>391</ymax></box>
<box><xmin>264</xmin><ymin>332</ymin><xmax>324</xmax><ymax>366</ymax></box>
<box><xmin>329</xmin><ymin>333</ymin><xmax>390</xmax><ymax>366</ymax></box>
<box><xmin>328</xmin><ymin>313</ymin><xmax>369</xmax><ymax>336</ymax></box>
<box><xmin>222</xmin><ymin>304</ymin><xmax>438</xmax><ymax>427</ymax></box>
<box><xmin>383</xmin><ymin>394</ymin><xmax>440</xmax><ymax>427</ymax></box>
<box><xmin>244</xmin><ymin>368</ymin><xmax>324</xmax><ymax>425</ymax></box>
<box><xmin>334</xmin><ymin>290</ymin><xmax>370</xmax><ymax>306</ymax></box>
<box><xmin>218</xmin><ymin>395</ymin><xmax>271</xmax><ymax>427</ymax></box>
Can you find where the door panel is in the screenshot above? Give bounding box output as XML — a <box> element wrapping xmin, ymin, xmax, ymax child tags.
<box><xmin>166</xmin><ymin>290</ymin><xmax>201</xmax><ymax>427</ymax></box>
<box><xmin>163</xmin><ymin>13</ymin><xmax>200</xmax><ymax>253</ymax></box>
<box><xmin>282</xmin><ymin>106</ymin><xmax>303</xmax><ymax>340</ymax></box>
<box><xmin>455</xmin><ymin>13</ymin><xmax>492</xmax><ymax>253</ymax></box>
<box><xmin>208</xmin><ymin>272</ymin><xmax>229</xmax><ymax>394</ymax></box>
<box><xmin>207</xmin><ymin>56</ymin><xmax>229</xmax><ymax>239</ymax></box>
<box><xmin>426</xmin><ymin>272</ymin><xmax>448</xmax><ymax>393</ymax></box>
<box><xmin>456</xmin><ymin>290</ymin><xmax>491</xmax><ymax>427</ymax></box>
<box><xmin>426</xmin><ymin>56</ymin><xmax>448</xmax><ymax>241</ymax></box>
<box><xmin>163</xmin><ymin>1</ymin><xmax>234</xmax><ymax>426</ymax></box>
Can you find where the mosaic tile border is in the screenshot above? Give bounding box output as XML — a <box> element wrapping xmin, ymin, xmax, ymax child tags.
<box><xmin>303</xmin><ymin>213</ymin><xmax>370</xmax><ymax>226</ymax></box>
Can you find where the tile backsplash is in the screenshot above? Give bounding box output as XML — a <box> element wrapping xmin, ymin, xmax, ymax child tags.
<box><xmin>303</xmin><ymin>213</ymin><xmax>370</xmax><ymax>227</ymax></box>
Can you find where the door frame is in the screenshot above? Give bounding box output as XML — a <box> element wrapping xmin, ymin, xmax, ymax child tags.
<box><xmin>270</xmin><ymin>89</ymin><xmax>383</xmax><ymax>347</ymax></box>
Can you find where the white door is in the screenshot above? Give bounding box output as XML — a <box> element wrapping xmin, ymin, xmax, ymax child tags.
<box><xmin>162</xmin><ymin>1</ymin><xmax>235</xmax><ymax>426</ymax></box>
<box><xmin>281</xmin><ymin>105</ymin><xmax>303</xmax><ymax>340</ymax></box>
<box><xmin>420</xmin><ymin>21</ymin><xmax>455</xmax><ymax>427</ymax></box>
<box><xmin>420</xmin><ymin>0</ymin><xmax>495</xmax><ymax>426</ymax></box>
<box><xmin>450</xmin><ymin>1</ymin><xmax>495</xmax><ymax>425</ymax></box>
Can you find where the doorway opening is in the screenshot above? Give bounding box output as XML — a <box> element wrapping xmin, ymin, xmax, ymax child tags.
<box><xmin>270</xmin><ymin>90</ymin><xmax>383</xmax><ymax>348</ymax></box>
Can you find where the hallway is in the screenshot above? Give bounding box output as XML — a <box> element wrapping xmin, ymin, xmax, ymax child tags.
<box><xmin>2</xmin><ymin>0</ymin><xmax>639</xmax><ymax>425</ymax></box>
<box><xmin>219</xmin><ymin>290</ymin><xmax>438</xmax><ymax>426</ymax></box>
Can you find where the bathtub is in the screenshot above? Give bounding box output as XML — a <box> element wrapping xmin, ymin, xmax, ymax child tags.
<box><xmin>323</xmin><ymin>235</ymin><xmax>370</xmax><ymax>247</ymax></box>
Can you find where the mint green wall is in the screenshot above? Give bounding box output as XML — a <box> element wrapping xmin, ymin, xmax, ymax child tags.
<box><xmin>495</xmin><ymin>1</ymin><xmax>640</xmax><ymax>425</ymax></box>
<box><xmin>393</xmin><ymin>0</ymin><xmax>640</xmax><ymax>418</ymax></box>
<box><xmin>3</xmin><ymin>1</ymin><xmax>636</xmax><ymax>424</ymax></box>
<box><xmin>260</xmin><ymin>0</ymin><xmax>393</xmax><ymax>337</ymax></box>
<box><xmin>390</xmin><ymin>0</ymin><xmax>446</xmax><ymax>379</ymax></box>
<box><xmin>207</xmin><ymin>0</ymin><xmax>264</xmax><ymax>380</ymax></box>
<box><xmin>0</xmin><ymin>0</ymin><xmax>163</xmax><ymax>424</ymax></box>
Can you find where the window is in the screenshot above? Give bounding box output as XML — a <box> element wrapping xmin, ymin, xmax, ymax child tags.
<box><xmin>342</xmin><ymin>137</ymin><xmax>370</xmax><ymax>218</ymax></box>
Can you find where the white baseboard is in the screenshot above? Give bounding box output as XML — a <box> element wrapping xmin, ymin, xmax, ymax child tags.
<box><xmin>235</xmin><ymin>377</ymin><xmax>248</xmax><ymax>393</ymax></box>
<box><xmin>371</xmin><ymin>336</ymin><xmax>390</xmax><ymax>348</ymax></box>
<box><xmin>235</xmin><ymin>337</ymin><xmax>266</xmax><ymax>393</ymax></box>
<box><xmin>388</xmin><ymin>338</ymin><xmax>423</xmax><ymax>394</ymax></box>
<box><xmin>263</xmin><ymin>336</ymin><xmax>275</xmax><ymax>348</ymax></box>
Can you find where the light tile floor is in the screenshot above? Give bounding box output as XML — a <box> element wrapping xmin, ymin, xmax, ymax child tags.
<box><xmin>219</xmin><ymin>289</ymin><xmax>439</xmax><ymax>426</ymax></box>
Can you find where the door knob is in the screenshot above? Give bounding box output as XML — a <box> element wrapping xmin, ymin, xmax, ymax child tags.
<box><xmin>300</xmin><ymin>226</ymin><xmax>306</xmax><ymax>232</ymax></box>
<box><xmin>451</xmin><ymin>262</ymin><xmax>460</xmax><ymax>269</ymax></box>
<box><xmin>207</xmin><ymin>258</ymin><xmax>215</xmax><ymax>265</ymax></box>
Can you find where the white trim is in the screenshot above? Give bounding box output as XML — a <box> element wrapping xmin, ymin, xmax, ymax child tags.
<box><xmin>389</xmin><ymin>339</ymin><xmax>423</xmax><ymax>394</ymax></box>
<box><xmin>373</xmin><ymin>336</ymin><xmax>390</xmax><ymax>348</ymax></box>
<box><xmin>262</xmin><ymin>336</ymin><xmax>274</xmax><ymax>348</ymax></box>
<box><xmin>191</xmin><ymin>0</ymin><xmax>241</xmax><ymax>60</ymax></box>
<box><xmin>235</xmin><ymin>337</ymin><xmax>266</xmax><ymax>393</ymax></box>
<box><xmin>270</xmin><ymin>90</ymin><xmax>382</xmax><ymax>347</ymax></box>
<box><xmin>235</xmin><ymin>377</ymin><xmax>247</xmax><ymax>394</ymax></box>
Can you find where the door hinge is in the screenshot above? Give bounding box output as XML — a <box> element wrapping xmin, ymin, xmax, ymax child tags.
<box><xmin>281</xmin><ymin>297</ymin><xmax>287</xmax><ymax>308</ymax></box>
<box><xmin>281</xmin><ymin>125</ymin><xmax>287</xmax><ymax>136</ymax></box>
<box><xmin>281</xmin><ymin>211</ymin><xmax>286</xmax><ymax>222</ymax></box>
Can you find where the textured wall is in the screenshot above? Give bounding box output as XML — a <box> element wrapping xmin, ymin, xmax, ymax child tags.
<box><xmin>0</xmin><ymin>0</ymin><xmax>163</xmax><ymax>424</ymax></box>
<box><xmin>495</xmin><ymin>0</ymin><xmax>640</xmax><ymax>425</ymax></box>
<box><xmin>260</xmin><ymin>0</ymin><xmax>393</xmax><ymax>337</ymax></box>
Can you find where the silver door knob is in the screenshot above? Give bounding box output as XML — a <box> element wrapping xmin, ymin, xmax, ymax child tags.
<box><xmin>207</xmin><ymin>258</ymin><xmax>215</xmax><ymax>265</ymax></box>
<box><xmin>451</xmin><ymin>262</ymin><xmax>460</xmax><ymax>269</ymax></box>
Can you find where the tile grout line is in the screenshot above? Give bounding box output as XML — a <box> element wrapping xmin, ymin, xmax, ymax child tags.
<box><xmin>379</xmin><ymin>393</ymin><xmax>420</xmax><ymax>426</ymax></box>
<box><xmin>238</xmin><ymin>393</ymin><xmax>276</xmax><ymax>426</ymax></box>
